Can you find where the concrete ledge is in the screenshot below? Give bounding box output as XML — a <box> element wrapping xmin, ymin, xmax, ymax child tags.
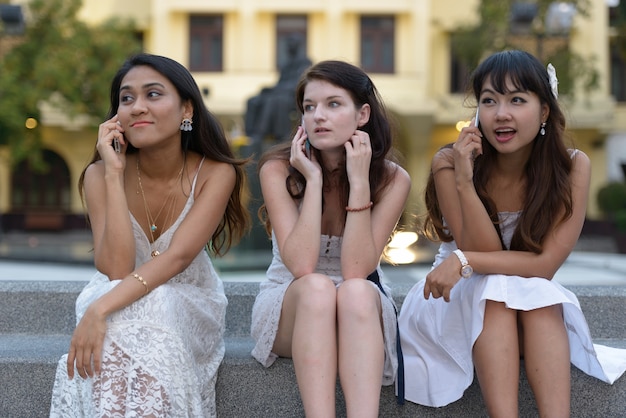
<box><xmin>1</xmin><ymin>336</ymin><xmax>625</xmax><ymax>417</ymax></box>
<box><xmin>1</xmin><ymin>281</ymin><xmax>625</xmax><ymax>417</ymax></box>
<box><xmin>1</xmin><ymin>281</ymin><xmax>625</xmax><ymax>339</ymax></box>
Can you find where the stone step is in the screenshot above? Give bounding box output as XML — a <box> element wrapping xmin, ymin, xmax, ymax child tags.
<box><xmin>1</xmin><ymin>335</ymin><xmax>625</xmax><ymax>417</ymax></box>
<box><xmin>1</xmin><ymin>281</ymin><xmax>625</xmax><ymax>339</ymax></box>
<box><xmin>1</xmin><ymin>280</ymin><xmax>625</xmax><ymax>417</ymax></box>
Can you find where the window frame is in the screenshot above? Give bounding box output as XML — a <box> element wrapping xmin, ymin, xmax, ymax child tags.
<box><xmin>360</xmin><ymin>15</ymin><xmax>395</xmax><ymax>74</ymax></box>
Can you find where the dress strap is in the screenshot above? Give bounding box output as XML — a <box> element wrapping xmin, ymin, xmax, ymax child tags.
<box><xmin>190</xmin><ymin>156</ymin><xmax>205</xmax><ymax>196</ymax></box>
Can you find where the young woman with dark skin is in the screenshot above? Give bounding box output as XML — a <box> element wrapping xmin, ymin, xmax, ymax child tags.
<box><xmin>50</xmin><ymin>53</ymin><xmax>249</xmax><ymax>417</ymax></box>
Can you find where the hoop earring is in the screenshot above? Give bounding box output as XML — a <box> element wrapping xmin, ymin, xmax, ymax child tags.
<box><xmin>180</xmin><ymin>118</ymin><xmax>193</xmax><ymax>132</ymax></box>
<box><xmin>540</xmin><ymin>122</ymin><xmax>546</xmax><ymax>136</ymax></box>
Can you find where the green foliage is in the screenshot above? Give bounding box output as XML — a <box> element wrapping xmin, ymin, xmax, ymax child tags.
<box><xmin>597</xmin><ymin>182</ymin><xmax>626</xmax><ymax>215</ymax></box>
<box><xmin>451</xmin><ymin>0</ymin><xmax>597</xmax><ymax>97</ymax></box>
<box><xmin>614</xmin><ymin>209</ymin><xmax>626</xmax><ymax>232</ymax></box>
<box><xmin>0</xmin><ymin>0</ymin><xmax>141</xmax><ymax>166</ymax></box>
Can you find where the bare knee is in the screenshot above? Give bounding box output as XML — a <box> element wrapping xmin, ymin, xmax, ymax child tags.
<box><xmin>336</xmin><ymin>279</ymin><xmax>380</xmax><ymax>321</ymax></box>
<box><xmin>290</xmin><ymin>273</ymin><xmax>337</xmax><ymax>314</ymax></box>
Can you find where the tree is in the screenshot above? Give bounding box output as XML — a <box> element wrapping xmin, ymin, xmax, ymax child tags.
<box><xmin>451</xmin><ymin>0</ymin><xmax>598</xmax><ymax>97</ymax></box>
<box><xmin>0</xmin><ymin>0</ymin><xmax>141</xmax><ymax>166</ymax></box>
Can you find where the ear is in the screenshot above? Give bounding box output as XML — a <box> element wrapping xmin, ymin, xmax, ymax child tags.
<box><xmin>182</xmin><ymin>100</ymin><xmax>194</xmax><ymax>120</ymax></box>
<box><xmin>357</xmin><ymin>103</ymin><xmax>371</xmax><ymax>127</ymax></box>
<box><xmin>541</xmin><ymin>103</ymin><xmax>550</xmax><ymax>123</ymax></box>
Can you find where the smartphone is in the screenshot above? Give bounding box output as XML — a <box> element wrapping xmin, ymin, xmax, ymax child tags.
<box><xmin>474</xmin><ymin>107</ymin><xmax>480</xmax><ymax>128</ymax></box>
<box><xmin>113</xmin><ymin>137</ymin><xmax>121</xmax><ymax>153</ymax></box>
<box><xmin>301</xmin><ymin>116</ymin><xmax>311</xmax><ymax>158</ymax></box>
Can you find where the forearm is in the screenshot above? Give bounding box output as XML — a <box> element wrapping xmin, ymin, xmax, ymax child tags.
<box><xmin>341</xmin><ymin>182</ymin><xmax>378</xmax><ymax>278</ymax></box>
<box><xmin>456</xmin><ymin>183</ymin><xmax>502</xmax><ymax>251</ymax></box>
<box><xmin>280</xmin><ymin>180</ymin><xmax>323</xmax><ymax>277</ymax></box>
<box><xmin>94</xmin><ymin>173</ymin><xmax>135</xmax><ymax>277</ymax></box>
<box><xmin>92</xmin><ymin>250</ymin><xmax>189</xmax><ymax>317</ymax></box>
<box><xmin>463</xmin><ymin>249</ymin><xmax>565</xmax><ymax>280</ymax></box>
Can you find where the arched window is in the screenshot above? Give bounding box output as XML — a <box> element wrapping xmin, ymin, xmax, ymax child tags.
<box><xmin>11</xmin><ymin>149</ymin><xmax>71</xmax><ymax>211</ymax></box>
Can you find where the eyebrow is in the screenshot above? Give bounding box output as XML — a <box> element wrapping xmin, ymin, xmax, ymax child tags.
<box><xmin>120</xmin><ymin>82</ymin><xmax>166</xmax><ymax>92</ymax></box>
<box><xmin>480</xmin><ymin>87</ymin><xmax>527</xmax><ymax>96</ymax></box>
<box><xmin>303</xmin><ymin>95</ymin><xmax>343</xmax><ymax>102</ymax></box>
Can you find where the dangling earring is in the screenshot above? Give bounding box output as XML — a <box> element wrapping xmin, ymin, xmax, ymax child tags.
<box><xmin>180</xmin><ymin>118</ymin><xmax>193</xmax><ymax>132</ymax></box>
<box><xmin>540</xmin><ymin>122</ymin><xmax>546</xmax><ymax>136</ymax></box>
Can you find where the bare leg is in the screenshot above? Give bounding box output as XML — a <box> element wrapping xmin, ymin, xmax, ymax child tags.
<box><xmin>272</xmin><ymin>274</ymin><xmax>338</xmax><ymax>418</ymax></box>
<box><xmin>473</xmin><ymin>300</ymin><xmax>520</xmax><ymax>418</ymax></box>
<box><xmin>519</xmin><ymin>305</ymin><xmax>570</xmax><ymax>418</ymax></box>
<box><xmin>337</xmin><ymin>279</ymin><xmax>384</xmax><ymax>418</ymax></box>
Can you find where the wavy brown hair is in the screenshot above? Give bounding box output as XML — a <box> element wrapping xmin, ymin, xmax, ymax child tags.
<box><xmin>258</xmin><ymin>60</ymin><xmax>400</xmax><ymax>235</ymax></box>
<box><xmin>78</xmin><ymin>53</ymin><xmax>250</xmax><ymax>256</ymax></box>
<box><xmin>423</xmin><ymin>50</ymin><xmax>573</xmax><ymax>253</ymax></box>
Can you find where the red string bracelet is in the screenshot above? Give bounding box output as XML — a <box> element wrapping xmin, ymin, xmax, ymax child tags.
<box><xmin>345</xmin><ymin>201</ymin><xmax>373</xmax><ymax>212</ymax></box>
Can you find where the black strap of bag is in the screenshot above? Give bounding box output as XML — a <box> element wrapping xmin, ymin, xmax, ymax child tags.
<box><xmin>367</xmin><ymin>270</ymin><xmax>405</xmax><ymax>405</ymax></box>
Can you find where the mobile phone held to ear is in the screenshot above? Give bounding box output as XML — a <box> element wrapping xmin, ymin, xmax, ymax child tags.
<box><xmin>302</xmin><ymin>116</ymin><xmax>311</xmax><ymax>158</ymax></box>
<box><xmin>113</xmin><ymin>138</ymin><xmax>121</xmax><ymax>153</ymax></box>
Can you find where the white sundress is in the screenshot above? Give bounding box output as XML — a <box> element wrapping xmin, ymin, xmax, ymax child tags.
<box><xmin>49</xmin><ymin>158</ymin><xmax>228</xmax><ymax>417</ymax></box>
<box><xmin>398</xmin><ymin>210</ymin><xmax>626</xmax><ymax>407</ymax></box>
<box><xmin>250</xmin><ymin>233</ymin><xmax>399</xmax><ymax>386</ymax></box>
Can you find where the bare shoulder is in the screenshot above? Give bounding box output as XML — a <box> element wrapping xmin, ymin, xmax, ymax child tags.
<box><xmin>194</xmin><ymin>154</ymin><xmax>234</xmax><ymax>178</ymax></box>
<box><xmin>84</xmin><ymin>160</ymin><xmax>104</xmax><ymax>178</ymax></box>
<box><xmin>193</xmin><ymin>155</ymin><xmax>237</xmax><ymax>196</ymax></box>
<box><xmin>82</xmin><ymin>160</ymin><xmax>106</xmax><ymax>191</ymax></box>
<box><xmin>570</xmin><ymin>149</ymin><xmax>591</xmax><ymax>173</ymax></box>
<box><xmin>385</xmin><ymin>160</ymin><xmax>411</xmax><ymax>184</ymax></box>
<box><xmin>431</xmin><ymin>146</ymin><xmax>454</xmax><ymax>172</ymax></box>
<box><xmin>259</xmin><ymin>158</ymin><xmax>290</xmax><ymax>179</ymax></box>
<box><xmin>570</xmin><ymin>148</ymin><xmax>590</xmax><ymax>163</ymax></box>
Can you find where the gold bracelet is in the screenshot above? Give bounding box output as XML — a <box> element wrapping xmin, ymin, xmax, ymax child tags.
<box><xmin>345</xmin><ymin>201</ymin><xmax>373</xmax><ymax>212</ymax></box>
<box><xmin>132</xmin><ymin>273</ymin><xmax>149</xmax><ymax>294</ymax></box>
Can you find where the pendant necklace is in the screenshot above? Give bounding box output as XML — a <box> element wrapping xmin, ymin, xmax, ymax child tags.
<box><xmin>136</xmin><ymin>156</ymin><xmax>184</xmax><ymax>256</ymax></box>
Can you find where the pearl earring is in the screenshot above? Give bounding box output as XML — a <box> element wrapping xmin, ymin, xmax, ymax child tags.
<box><xmin>540</xmin><ymin>122</ymin><xmax>546</xmax><ymax>136</ymax></box>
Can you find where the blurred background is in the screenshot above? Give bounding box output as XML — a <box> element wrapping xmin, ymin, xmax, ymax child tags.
<box><xmin>1</xmin><ymin>0</ymin><xmax>626</xmax><ymax>270</ymax></box>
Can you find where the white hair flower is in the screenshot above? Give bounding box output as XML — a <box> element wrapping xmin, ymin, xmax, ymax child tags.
<box><xmin>547</xmin><ymin>63</ymin><xmax>558</xmax><ymax>99</ymax></box>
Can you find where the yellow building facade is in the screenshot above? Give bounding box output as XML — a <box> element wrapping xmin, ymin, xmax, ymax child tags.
<box><xmin>0</xmin><ymin>0</ymin><xmax>622</xmax><ymax>232</ymax></box>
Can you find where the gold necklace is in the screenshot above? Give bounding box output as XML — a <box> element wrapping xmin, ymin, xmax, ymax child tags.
<box><xmin>136</xmin><ymin>157</ymin><xmax>184</xmax><ymax>255</ymax></box>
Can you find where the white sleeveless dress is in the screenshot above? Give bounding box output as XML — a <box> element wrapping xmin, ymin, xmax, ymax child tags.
<box><xmin>398</xmin><ymin>210</ymin><xmax>626</xmax><ymax>407</ymax></box>
<box><xmin>251</xmin><ymin>233</ymin><xmax>399</xmax><ymax>386</ymax></box>
<box><xmin>50</xmin><ymin>158</ymin><xmax>228</xmax><ymax>417</ymax></box>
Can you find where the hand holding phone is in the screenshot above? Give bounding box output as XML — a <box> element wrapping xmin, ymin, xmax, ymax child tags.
<box><xmin>113</xmin><ymin>138</ymin><xmax>121</xmax><ymax>153</ymax></box>
<box><xmin>301</xmin><ymin>116</ymin><xmax>311</xmax><ymax>159</ymax></box>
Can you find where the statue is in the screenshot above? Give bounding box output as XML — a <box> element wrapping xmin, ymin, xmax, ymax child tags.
<box><xmin>245</xmin><ymin>34</ymin><xmax>312</xmax><ymax>143</ymax></box>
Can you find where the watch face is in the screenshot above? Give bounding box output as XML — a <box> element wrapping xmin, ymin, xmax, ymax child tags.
<box><xmin>461</xmin><ymin>265</ymin><xmax>473</xmax><ymax>278</ymax></box>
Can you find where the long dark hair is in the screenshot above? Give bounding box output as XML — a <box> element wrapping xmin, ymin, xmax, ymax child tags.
<box><xmin>79</xmin><ymin>53</ymin><xmax>250</xmax><ymax>255</ymax></box>
<box><xmin>258</xmin><ymin>60</ymin><xmax>399</xmax><ymax>234</ymax></box>
<box><xmin>424</xmin><ymin>50</ymin><xmax>573</xmax><ymax>253</ymax></box>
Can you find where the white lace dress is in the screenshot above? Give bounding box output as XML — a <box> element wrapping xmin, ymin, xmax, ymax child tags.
<box><xmin>50</xmin><ymin>161</ymin><xmax>228</xmax><ymax>417</ymax></box>
<box><xmin>398</xmin><ymin>211</ymin><xmax>626</xmax><ymax>407</ymax></box>
<box><xmin>251</xmin><ymin>233</ymin><xmax>399</xmax><ymax>386</ymax></box>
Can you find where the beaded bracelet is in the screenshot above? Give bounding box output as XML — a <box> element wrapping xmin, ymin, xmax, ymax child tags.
<box><xmin>345</xmin><ymin>201</ymin><xmax>373</xmax><ymax>212</ymax></box>
<box><xmin>132</xmin><ymin>273</ymin><xmax>149</xmax><ymax>294</ymax></box>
